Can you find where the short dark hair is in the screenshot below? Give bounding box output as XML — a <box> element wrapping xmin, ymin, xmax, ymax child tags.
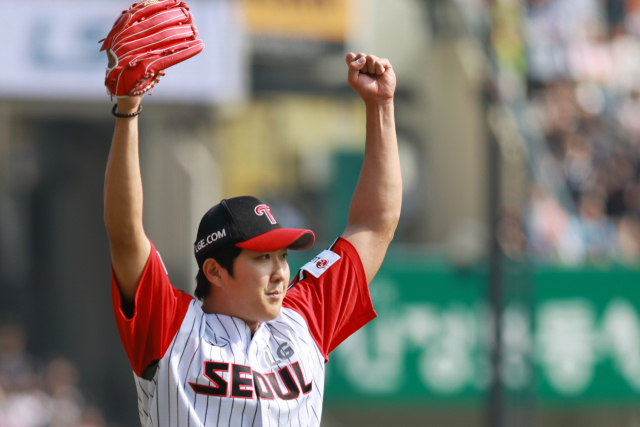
<box><xmin>194</xmin><ymin>245</ymin><xmax>243</xmax><ymax>300</ymax></box>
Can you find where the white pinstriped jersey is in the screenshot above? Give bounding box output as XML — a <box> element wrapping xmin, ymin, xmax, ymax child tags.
<box><xmin>112</xmin><ymin>238</ymin><xmax>376</xmax><ymax>427</ymax></box>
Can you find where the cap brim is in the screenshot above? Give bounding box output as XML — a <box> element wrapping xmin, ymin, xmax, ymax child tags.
<box><xmin>235</xmin><ymin>229</ymin><xmax>315</xmax><ymax>252</ymax></box>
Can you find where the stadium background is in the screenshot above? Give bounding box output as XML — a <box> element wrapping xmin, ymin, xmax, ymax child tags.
<box><xmin>1</xmin><ymin>0</ymin><xmax>640</xmax><ymax>426</ymax></box>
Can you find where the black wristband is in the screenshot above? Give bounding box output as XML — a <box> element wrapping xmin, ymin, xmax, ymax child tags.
<box><xmin>112</xmin><ymin>103</ymin><xmax>142</xmax><ymax>118</ymax></box>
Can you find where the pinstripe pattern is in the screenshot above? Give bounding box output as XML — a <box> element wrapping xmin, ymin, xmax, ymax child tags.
<box><xmin>131</xmin><ymin>304</ymin><xmax>325</xmax><ymax>427</ymax></box>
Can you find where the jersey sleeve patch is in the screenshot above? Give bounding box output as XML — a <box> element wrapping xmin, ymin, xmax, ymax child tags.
<box><xmin>300</xmin><ymin>249</ymin><xmax>341</xmax><ymax>278</ymax></box>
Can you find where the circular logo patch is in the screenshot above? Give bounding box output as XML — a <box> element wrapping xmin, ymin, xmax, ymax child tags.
<box><xmin>316</xmin><ymin>259</ymin><xmax>329</xmax><ymax>269</ymax></box>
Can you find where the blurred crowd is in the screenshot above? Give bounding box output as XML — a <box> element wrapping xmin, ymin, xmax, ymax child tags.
<box><xmin>510</xmin><ymin>0</ymin><xmax>640</xmax><ymax>264</ymax></box>
<box><xmin>0</xmin><ymin>320</ymin><xmax>111</xmax><ymax>427</ymax></box>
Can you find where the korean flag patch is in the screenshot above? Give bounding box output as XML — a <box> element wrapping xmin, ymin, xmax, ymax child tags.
<box><xmin>301</xmin><ymin>249</ymin><xmax>341</xmax><ymax>278</ymax></box>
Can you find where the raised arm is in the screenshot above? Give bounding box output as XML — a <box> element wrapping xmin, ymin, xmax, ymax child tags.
<box><xmin>342</xmin><ymin>53</ymin><xmax>402</xmax><ymax>284</ymax></box>
<box><xmin>104</xmin><ymin>95</ymin><xmax>151</xmax><ymax>300</ymax></box>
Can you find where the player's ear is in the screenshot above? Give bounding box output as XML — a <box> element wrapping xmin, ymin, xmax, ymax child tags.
<box><xmin>203</xmin><ymin>258</ymin><xmax>224</xmax><ymax>288</ymax></box>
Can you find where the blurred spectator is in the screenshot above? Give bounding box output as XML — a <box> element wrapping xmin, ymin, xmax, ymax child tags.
<box><xmin>617</xmin><ymin>90</ymin><xmax>640</xmax><ymax>143</ymax></box>
<box><xmin>513</xmin><ymin>0</ymin><xmax>640</xmax><ymax>265</ymax></box>
<box><xmin>0</xmin><ymin>320</ymin><xmax>48</xmax><ymax>427</ymax></box>
<box><xmin>563</xmin><ymin>132</ymin><xmax>596</xmax><ymax>199</ymax></box>
<box><xmin>0</xmin><ymin>320</ymin><xmax>38</xmax><ymax>393</ymax></box>
<box><xmin>45</xmin><ymin>357</ymin><xmax>83</xmax><ymax>427</ymax></box>
<box><xmin>578</xmin><ymin>191</ymin><xmax>619</xmax><ymax>261</ymax></box>
<box><xmin>527</xmin><ymin>186</ymin><xmax>586</xmax><ymax>264</ymax></box>
<box><xmin>0</xmin><ymin>320</ymin><xmax>109</xmax><ymax>427</ymax></box>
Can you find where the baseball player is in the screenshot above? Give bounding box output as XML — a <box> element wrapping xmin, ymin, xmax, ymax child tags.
<box><xmin>102</xmin><ymin>4</ymin><xmax>400</xmax><ymax>427</ymax></box>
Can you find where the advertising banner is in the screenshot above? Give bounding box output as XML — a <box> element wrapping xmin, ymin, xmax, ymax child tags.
<box><xmin>0</xmin><ymin>0</ymin><xmax>245</xmax><ymax>104</ymax></box>
<box><xmin>243</xmin><ymin>0</ymin><xmax>347</xmax><ymax>42</ymax></box>
<box><xmin>324</xmin><ymin>255</ymin><xmax>640</xmax><ymax>405</ymax></box>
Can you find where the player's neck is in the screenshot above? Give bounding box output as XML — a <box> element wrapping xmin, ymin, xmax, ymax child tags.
<box><xmin>201</xmin><ymin>297</ymin><xmax>260</xmax><ymax>334</ymax></box>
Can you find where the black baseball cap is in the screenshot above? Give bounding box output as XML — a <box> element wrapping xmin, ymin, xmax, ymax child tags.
<box><xmin>194</xmin><ymin>196</ymin><xmax>315</xmax><ymax>267</ymax></box>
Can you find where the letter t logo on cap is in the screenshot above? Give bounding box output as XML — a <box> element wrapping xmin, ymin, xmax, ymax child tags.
<box><xmin>255</xmin><ymin>204</ymin><xmax>276</xmax><ymax>225</ymax></box>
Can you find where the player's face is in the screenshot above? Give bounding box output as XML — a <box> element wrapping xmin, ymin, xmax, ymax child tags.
<box><xmin>224</xmin><ymin>248</ymin><xmax>290</xmax><ymax>330</ymax></box>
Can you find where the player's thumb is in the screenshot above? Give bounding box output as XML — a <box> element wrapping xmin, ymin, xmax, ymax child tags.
<box><xmin>348</xmin><ymin>57</ymin><xmax>366</xmax><ymax>86</ymax></box>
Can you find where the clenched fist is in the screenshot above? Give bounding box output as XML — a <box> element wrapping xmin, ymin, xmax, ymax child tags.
<box><xmin>347</xmin><ymin>53</ymin><xmax>396</xmax><ymax>105</ymax></box>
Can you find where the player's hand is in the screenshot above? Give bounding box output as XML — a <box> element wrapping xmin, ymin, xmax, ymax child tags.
<box><xmin>116</xmin><ymin>94</ymin><xmax>143</xmax><ymax>115</ymax></box>
<box><xmin>346</xmin><ymin>53</ymin><xmax>396</xmax><ymax>105</ymax></box>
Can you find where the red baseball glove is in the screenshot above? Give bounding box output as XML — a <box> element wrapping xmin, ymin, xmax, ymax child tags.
<box><xmin>99</xmin><ymin>0</ymin><xmax>205</xmax><ymax>97</ymax></box>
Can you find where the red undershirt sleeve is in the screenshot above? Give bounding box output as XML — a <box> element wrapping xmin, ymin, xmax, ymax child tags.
<box><xmin>282</xmin><ymin>237</ymin><xmax>377</xmax><ymax>362</ymax></box>
<box><xmin>111</xmin><ymin>241</ymin><xmax>193</xmax><ymax>377</ymax></box>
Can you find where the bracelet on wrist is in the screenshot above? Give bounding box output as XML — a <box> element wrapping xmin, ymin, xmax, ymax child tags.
<box><xmin>112</xmin><ymin>103</ymin><xmax>142</xmax><ymax>118</ymax></box>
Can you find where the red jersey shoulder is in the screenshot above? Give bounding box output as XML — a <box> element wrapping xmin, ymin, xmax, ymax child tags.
<box><xmin>283</xmin><ymin>238</ymin><xmax>376</xmax><ymax>361</ymax></box>
<box><xmin>112</xmin><ymin>241</ymin><xmax>193</xmax><ymax>377</ymax></box>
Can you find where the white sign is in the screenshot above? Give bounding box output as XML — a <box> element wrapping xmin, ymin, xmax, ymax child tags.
<box><xmin>0</xmin><ymin>0</ymin><xmax>245</xmax><ymax>104</ymax></box>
